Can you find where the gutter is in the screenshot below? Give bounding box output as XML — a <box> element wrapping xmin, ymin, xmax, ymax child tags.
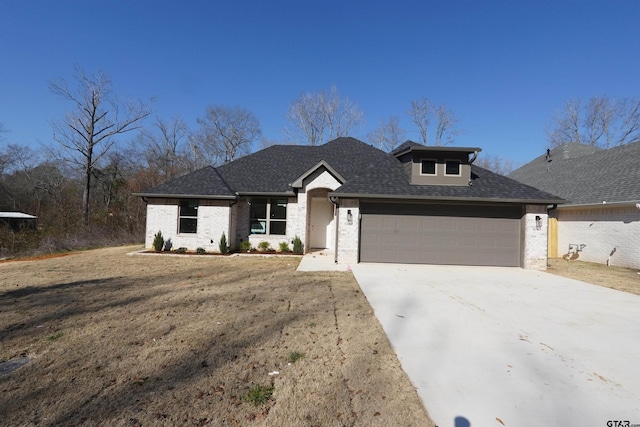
<box><xmin>234</xmin><ymin>191</ymin><xmax>296</xmax><ymax>197</ymax></box>
<box><xmin>132</xmin><ymin>192</ymin><xmax>237</xmax><ymax>200</ymax></box>
<box><xmin>555</xmin><ymin>200</ymin><xmax>640</xmax><ymax>209</ymax></box>
<box><xmin>328</xmin><ymin>192</ymin><xmax>564</xmax><ymax>205</ymax></box>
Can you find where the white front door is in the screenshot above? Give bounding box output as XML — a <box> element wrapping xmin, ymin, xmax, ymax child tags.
<box><xmin>309</xmin><ymin>197</ymin><xmax>334</xmax><ymax>249</ymax></box>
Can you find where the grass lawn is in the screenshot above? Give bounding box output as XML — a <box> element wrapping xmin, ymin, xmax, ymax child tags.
<box><xmin>0</xmin><ymin>246</ymin><xmax>433</xmax><ymax>426</ymax></box>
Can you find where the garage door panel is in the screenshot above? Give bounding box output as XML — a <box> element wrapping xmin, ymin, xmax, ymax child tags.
<box><xmin>360</xmin><ymin>213</ymin><xmax>521</xmax><ymax>267</ymax></box>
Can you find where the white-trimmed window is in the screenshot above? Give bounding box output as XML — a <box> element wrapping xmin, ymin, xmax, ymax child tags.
<box><xmin>420</xmin><ymin>159</ymin><xmax>437</xmax><ymax>175</ymax></box>
<box><xmin>250</xmin><ymin>198</ymin><xmax>287</xmax><ymax>235</ymax></box>
<box><xmin>445</xmin><ymin>160</ymin><xmax>461</xmax><ymax>176</ymax></box>
<box><xmin>179</xmin><ymin>200</ymin><xmax>198</xmax><ymax>233</ymax></box>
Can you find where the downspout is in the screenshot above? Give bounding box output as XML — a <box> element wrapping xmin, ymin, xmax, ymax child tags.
<box><xmin>329</xmin><ymin>195</ymin><xmax>339</xmax><ymax>264</ymax></box>
<box><xmin>469</xmin><ymin>150</ymin><xmax>479</xmax><ymax>164</ymax></box>
<box><xmin>227</xmin><ymin>197</ymin><xmax>238</xmax><ymax>250</ymax></box>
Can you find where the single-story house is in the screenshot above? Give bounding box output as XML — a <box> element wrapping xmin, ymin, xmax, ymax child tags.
<box><xmin>509</xmin><ymin>141</ymin><xmax>640</xmax><ymax>269</ymax></box>
<box><xmin>135</xmin><ymin>137</ymin><xmax>564</xmax><ymax>270</ymax></box>
<box><xmin>0</xmin><ymin>212</ymin><xmax>38</xmax><ymax>231</ymax></box>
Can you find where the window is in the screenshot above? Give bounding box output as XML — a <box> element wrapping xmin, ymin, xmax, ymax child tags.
<box><xmin>250</xmin><ymin>198</ymin><xmax>287</xmax><ymax>235</ymax></box>
<box><xmin>445</xmin><ymin>160</ymin><xmax>461</xmax><ymax>176</ymax></box>
<box><xmin>179</xmin><ymin>200</ymin><xmax>198</xmax><ymax>233</ymax></box>
<box><xmin>420</xmin><ymin>159</ymin><xmax>437</xmax><ymax>175</ymax></box>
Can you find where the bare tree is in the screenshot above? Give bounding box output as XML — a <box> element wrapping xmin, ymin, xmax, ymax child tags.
<box><xmin>434</xmin><ymin>105</ymin><xmax>461</xmax><ymax>146</ymax></box>
<box><xmin>407</xmin><ymin>98</ymin><xmax>461</xmax><ymax>145</ymax></box>
<box><xmin>49</xmin><ymin>67</ymin><xmax>152</xmax><ymax>224</ymax></box>
<box><xmin>285</xmin><ymin>86</ymin><xmax>364</xmax><ymax>145</ymax></box>
<box><xmin>368</xmin><ymin>116</ymin><xmax>406</xmax><ymax>152</ymax></box>
<box><xmin>194</xmin><ymin>105</ymin><xmax>261</xmax><ymax>164</ymax></box>
<box><xmin>475</xmin><ymin>154</ymin><xmax>517</xmax><ymax>175</ymax></box>
<box><xmin>136</xmin><ymin>116</ymin><xmax>191</xmax><ymax>181</ymax></box>
<box><xmin>408</xmin><ymin>98</ymin><xmax>431</xmax><ymax>145</ymax></box>
<box><xmin>548</xmin><ymin>96</ymin><xmax>640</xmax><ymax>148</ymax></box>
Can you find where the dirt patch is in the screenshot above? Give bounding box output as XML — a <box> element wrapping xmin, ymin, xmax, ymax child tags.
<box><xmin>0</xmin><ymin>245</ymin><xmax>433</xmax><ymax>426</ymax></box>
<box><xmin>547</xmin><ymin>258</ymin><xmax>640</xmax><ymax>296</ymax></box>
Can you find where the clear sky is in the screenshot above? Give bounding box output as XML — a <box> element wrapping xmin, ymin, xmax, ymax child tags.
<box><xmin>1</xmin><ymin>0</ymin><xmax>639</xmax><ymax>165</ymax></box>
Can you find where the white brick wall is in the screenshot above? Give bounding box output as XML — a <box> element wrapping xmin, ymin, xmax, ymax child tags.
<box><xmin>521</xmin><ymin>205</ymin><xmax>548</xmax><ymax>270</ymax></box>
<box><xmin>336</xmin><ymin>199</ymin><xmax>359</xmax><ymax>265</ymax></box>
<box><xmin>144</xmin><ymin>199</ymin><xmax>231</xmax><ymax>253</ymax></box>
<box><xmin>557</xmin><ymin>205</ymin><xmax>640</xmax><ymax>269</ymax></box>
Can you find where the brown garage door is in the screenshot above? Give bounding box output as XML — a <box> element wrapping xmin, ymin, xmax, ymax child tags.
<box><xmin>359</xmin><ymin>204</ymin><xmax>522</xmax><ymax>267</ymax></box>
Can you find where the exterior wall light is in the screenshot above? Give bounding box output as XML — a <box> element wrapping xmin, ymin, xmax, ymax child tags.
<box><xmin>535</xmin><ymin>215</ymin><xmax>542</xmax><ymax>230</ymax></box>
<box><xmin>347</xmin><ymin>209</ymin><xmax>353</xmax><ymax>225</ymax></box>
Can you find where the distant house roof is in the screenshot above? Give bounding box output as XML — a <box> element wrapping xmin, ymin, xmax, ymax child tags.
<box><xmin>0</xmin><ymin>212</ymin><xmax>37</xmax><ymax>219</ymax></box>
<box><xmin>509</xmin><ymin>142</ymin><xmax>640</xmax><ymax>205</ymax></box>
<box><xmin>136</xmin><ymin>137</ymin><xmax>564</xmax><ymax>205</ymax></box>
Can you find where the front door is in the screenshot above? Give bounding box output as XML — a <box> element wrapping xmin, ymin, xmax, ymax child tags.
<box><xmin>309</xmin><ymin>197</ymin><xmax>334</xmax><ymax>249</ymax></box>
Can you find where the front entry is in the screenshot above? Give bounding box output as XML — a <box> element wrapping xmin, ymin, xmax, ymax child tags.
<box><xmin>309</xmin><ymin>196</ymin><xmax>334</xmax><ymax>249</ymax></box>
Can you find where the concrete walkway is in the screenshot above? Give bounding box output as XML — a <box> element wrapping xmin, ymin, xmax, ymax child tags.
<box><xmin>296</xmin><ymin>250</ymin><xmax>351</xmax><ymax>272</ymax></box>
<box><xmin>351</xmin><ymin>263</ymin><xmax>640</xmax><ymax>427</ymax></box>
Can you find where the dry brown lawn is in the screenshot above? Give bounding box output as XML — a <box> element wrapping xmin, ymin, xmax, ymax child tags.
<box><xmin>547</xmin><ymin>257</ymin><xmax>640</xmax><ymax>296</ymax></box>
<box><xmin>0</xmin><ymin>246</ymin><xmax>433</xmax><ymax>426</ymax></box>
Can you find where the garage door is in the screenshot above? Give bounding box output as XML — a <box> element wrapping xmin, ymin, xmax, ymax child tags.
<box><xmin>360</xmin><ymin>203</ymin><xmax>522</xmax><ymax>267</ymax></box>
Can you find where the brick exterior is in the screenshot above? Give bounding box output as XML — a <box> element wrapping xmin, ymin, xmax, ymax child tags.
<box><xmin>555</xmin><ymin>204</ymin><xmax>640</xmax><ymax>269</ymax></box>
<box><xmin>521</xmin><ymin>205</ymin><xmax>548</xmax><ymax>270</ymax></box>
<box><xmin>144</xmin><ymin>198</ymin><xmax>231</xmax><ymax>253</ymax></box>
<box><xmin>336</xmin><ymin>199</ymin><xmax>360</xmax><ymax>264</ymax></box>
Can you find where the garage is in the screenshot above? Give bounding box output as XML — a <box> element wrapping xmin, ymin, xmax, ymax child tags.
<box><xmin>359</xmin><ymin>202</ymin><xmax>523</xmax><ymax>267</ymax></box>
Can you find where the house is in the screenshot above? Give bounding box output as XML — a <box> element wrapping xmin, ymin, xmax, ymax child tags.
<box><xmin>509</xmin><ymin>141</ymin><xmax>640</xmax><ymax>269</ymax></box>
<box><xmin>0</xmin><ymin>212</ymin><xmax>38</xmax><ymax>231</ymax></box>
<box><xmin>135</xmin><ymin>137</ymin><xmax>563</xmax><ymax>270</ymax></box>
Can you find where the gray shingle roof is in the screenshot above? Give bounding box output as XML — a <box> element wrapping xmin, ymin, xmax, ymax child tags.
<box><xmin>332</xmin><ymin>160</ymin><xmax>563</xmax><ymax>203</ymax></box>
<box><xmin>138</xmin><ymin>137</ymin><xmax>563</xmax><ymax>204</ymax></box>
<box><xmin>135</xmin><ymin>166</ymin><xmax>236</xmax><ymax>198</ymax></box>
<box><xmin>509</xmin><ymin>142</ymin><xmax>640</xmax><ymax>205</ymax></box>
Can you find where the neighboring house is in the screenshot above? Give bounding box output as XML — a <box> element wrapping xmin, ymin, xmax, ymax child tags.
<box><xmin>509</xmin><ymin>142</ymin><xmax>640</xmax><ymax>269</ymax></box>
<box><xmin>135</xmin><ymin>137</ymin><xmax>563</xmax><ymax>270</ymax></box>
<box><xmin>0</xmin><ymin>212</ymin><xmax>37</xmax><ymax>231</ymax></box>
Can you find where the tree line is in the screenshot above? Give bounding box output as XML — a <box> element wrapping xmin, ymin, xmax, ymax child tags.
<box><xmin>1</xmin><ymin>67</ymin><xmax>638</xmax><ymax>257</ymax></box>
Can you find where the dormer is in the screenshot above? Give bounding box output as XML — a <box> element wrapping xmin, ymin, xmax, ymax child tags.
<box><xmin>393</xmin><ymin>143</ymin><xmax>481</xmax><ymax>186</ymax></box>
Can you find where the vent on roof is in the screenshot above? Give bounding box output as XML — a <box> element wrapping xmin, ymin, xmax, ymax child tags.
<box><xmin>545</xmin><ymin>148</ymin><xmax>552</xmax><ymax>162</ymax></box>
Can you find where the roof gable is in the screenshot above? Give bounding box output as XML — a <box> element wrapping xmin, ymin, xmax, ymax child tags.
<box><xmin>290</xmin><ymin>160</ymin><xmax>346</xmax><ymax>188</ymax></box>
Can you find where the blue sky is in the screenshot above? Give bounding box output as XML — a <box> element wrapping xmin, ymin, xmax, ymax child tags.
<box><xmin>1</xmin><ymin>0</ymin><xmax>639</xmax><ymax>165</ymax></box>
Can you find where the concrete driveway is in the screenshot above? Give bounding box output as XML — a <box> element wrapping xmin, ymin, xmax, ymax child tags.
<box><xmin>351</xmin><ymin>264</ymin><xmax>640</xmax><ymax>427</ymax></box>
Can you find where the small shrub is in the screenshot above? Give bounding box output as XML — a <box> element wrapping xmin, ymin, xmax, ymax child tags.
<box><xmin>240</xmin><ymin>240</ymin><xmax>252</xmax><ymax>252</ymax></box>
<box><xmin>258</xmin><ymin>241</ymin><xmax>271</xmax><ymax>251</ymax></box>
<box><xmin>279</xmin><ymin>241</ymin><xmax>291</xmax><ymax>252</ymax></box>
<box><xmin>163</xmin><ymin>238</ymin><xmax>173</xmax><ymax>252</ymax></box>
<box><xmin>196</xmin><ymin>247</ymin><xmax>206</xmax><ymax>255</ymax></box>
<box><xmin>153</xmin><ymin>231</ymin><xmax>164</xmax><ymax>252</ymax></box>
<box><xmin>242</xmin><ymin>384</ymin><xmax>274</xmax><ymax>406</ymax></box>
<box><xmin>175</xmin><ymin>247</ymin><xmax>187</xmax><ymax>254</ymax></box>
<box><xmin>287</xmin><ymin>351</ymin><xmax>305</xmax><ymax>363</ymax></box>
<box><xmin>219</xmin><ymin>232</ymin><xmax>229</xmax><ymax>254</ymax></box>
<box><xmin>292</xmin><ymin>235</ymin><xmax>303</xmax><ymax>254</ymax></box>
